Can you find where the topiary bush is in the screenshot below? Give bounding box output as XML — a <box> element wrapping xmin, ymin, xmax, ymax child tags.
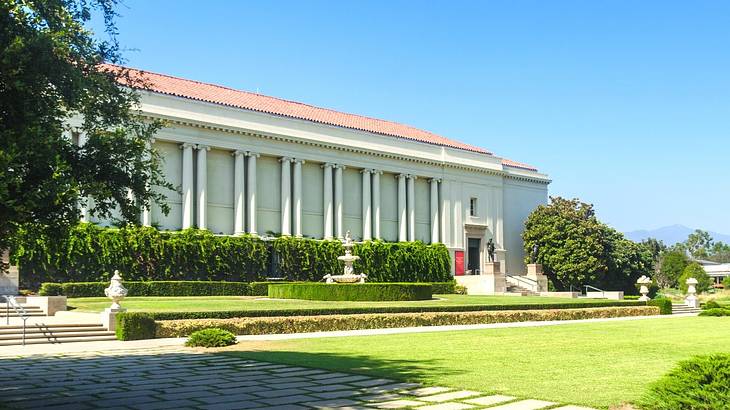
<box><xmin>647</xmin><ymin>298</ymin><xmax>672</xmax><ymax>315</ymax></box>
<box><xmin>703</xmin><ymin>300</ymin><xmax>722</xmax><ymax>310</ymax></box>
<box><xmin>268</xmin><ymin>283</ymin><xmax>432</xmax><ymax>301</ymax></box>
<box><xmin>698</xmin><ymin>308</ymin><xmax>730</xmax><ymax>317</ymax></box>
<box><xmin>184</xmin><ymin>328</ymin><xmax>237</xmax><ymax>348</ymax></box>
<box><xmin>679</xmin><ymin>262</ymin><xmax>712</xmax><ymax>294</ymax></box>
<box><xmin>637</xmin><ymin>354</ymin><xmax>730</xmax><ymax>409</ymax></box>
<box><xmin>40</xmin><ymin>281</ymin><xmax>255</xmax><ymax>297</ymax></box>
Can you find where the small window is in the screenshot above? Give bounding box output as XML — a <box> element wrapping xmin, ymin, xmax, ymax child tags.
<box><xmin>470</xmin><ymin>197</ymin><xmax>478</xmax><ymax>217</ymax></box>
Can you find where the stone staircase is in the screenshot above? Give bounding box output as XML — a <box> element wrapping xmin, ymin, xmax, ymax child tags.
<box><xmin>672</xmin><ymin>304</ymin><xmax>702</xmax><ymax>315</ymax></box>
<box><xmin>0</xmin><ymin>303</ymin><xmax>46</xmax><ymax>318</ymax></box>
<box><xmin>506</xmin><ymin>284</ymin><xmax>539</xmax><ymax>296</ymax></box>
<box><xmin>0</xmin><ymin>323</ymin><xmax>116</xmax><ymax>346</ymax></box>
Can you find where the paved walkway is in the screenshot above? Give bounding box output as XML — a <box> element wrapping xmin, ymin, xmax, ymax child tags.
<box><xmin>0</xmin><ymin>346</ymin><xmax>595</xmax><ymax>410</ymax></box>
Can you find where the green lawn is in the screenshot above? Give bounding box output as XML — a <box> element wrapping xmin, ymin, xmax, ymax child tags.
<box><xmin>225</xmin><ymin>316</ymin><xmax>730</xmax><ymax>409</ymax></box>
<box><xmin>67</xmin><ymin>294</ymin><xmax>631</xmax><ymax>312</ymax></box>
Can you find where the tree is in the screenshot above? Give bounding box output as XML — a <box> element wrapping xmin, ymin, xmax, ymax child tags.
<box><xmin>679</xmin><ymin>262</ymin><xmax>712</xmax><ymax>294</ymax></box>
<box><xmin>683</xmin><ymin>229</ymin><xmax>714</xmax><ymax>259</ymax></box>
<box><xmin>657</xmin><ymin>251</ymin><xmax>689</xmax><ymax>289</ymax></box>
<box><xmin>1</xmin><ymin>0</ymin><xmax>171</xmax><ymax>262</ymax></box>
<box><xmin>708</xmin><ymin>242</ymin><xmax>730</xmax><ymax>263</ymax></box>
<box><xmin>522</xmin><ymin>197</ymin><xmax>652</xmax><ymax>292</ymax></box>
<box><xmin>723</xmin><ymin>276</ymin><xmax>730</xmax><ymax>289</ymax></box>
<box><xmin>641</xmin><ymin>237</ymin><xmax>667</xmax><ymax>269</ymax></box>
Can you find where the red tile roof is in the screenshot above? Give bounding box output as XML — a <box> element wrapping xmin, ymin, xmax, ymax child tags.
<box><xmin>501</xmin><ymin>158</ymin><xmax>539</xmax><ymax>172</ymax></box>
<box><xmin>104</xmin><ymin>64</ymin><xmax>538</xmax><ymax>172</ymax></box>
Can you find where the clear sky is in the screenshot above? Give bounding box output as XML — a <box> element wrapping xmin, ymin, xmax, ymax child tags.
<box><xmin>96</xmin><ymin>0</ymin><xmax>730</xmax><ymax>233</ymax></box>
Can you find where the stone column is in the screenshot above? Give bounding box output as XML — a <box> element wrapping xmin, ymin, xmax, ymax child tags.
<box><xmin>141</xmin><ymin>138</ymin><xmax>155</xmax><ymax>227</ymax></box>
<box><xmin>430</xmin><ymin>178</ymin><xmax>440</xmax><ymax>243</ymax></box>
<box><xmin>334</xmin><ymin>165</ymin><xmax>345</xmax><ymax>239</ymax></box>
<box><xmin>180</xmin><ymin>143</ymin><xmax>195</xmax><ymax>229</ymax></box>
<box><xmin>361</xmin><ymin>169</ymin><xmax>372</xmax><ymax>241</ymax></box>
<box><xmin>246</xmin><ymin>152</ymin><xmax>259</xmax><ymax>235</ymax></box>
<box><xmin>407</xmin><ymin>175</ymin><xmax>416</xmax><ymax>242</ymax></box>
<box><xmin>280</xmin><ymin>157</ymin><xmax>292</xmax><ymax>236</ymax></box>
<box><xmin>196</xmin><ymin>145</ymin><xmax>209</xmax><ymax>230</ymax></box>
<box><xmin>397</xmin><ymin>174</ymin><xmax>407</xmax><ymax>242</ymax></box>
<box><xmin>322</xmin><ymin>163</ymin><xmax>334</xmax><ymax>239</ymax></box>
<box><xmin>233</xmin><ymin>150</ymin><xmax>246</xmax><ymax>235</ymax></box>
<box><xmin>372</xmin><ymin>170</ymin><xmax>382</xmax><ymax>240</ymax></box>
<box><xmin>293</xmin><ymin>159</ymin><xmax>304</xmax><ymax>237</ymax></box>
<box><xmin>440</xmin><ymin>179</ymin><xmax>451</xmax><ymax>246</ymax></box>
<box><xmin>77</xmin><ymin>132</ymin><xmax>89</xmax><ymax>223</ymax></box>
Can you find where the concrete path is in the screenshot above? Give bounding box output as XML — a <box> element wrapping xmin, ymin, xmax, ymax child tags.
<box><xmin>0</xmin><ymin>346</ymin><xmax>596</xmax><ymax>410</ymax></box>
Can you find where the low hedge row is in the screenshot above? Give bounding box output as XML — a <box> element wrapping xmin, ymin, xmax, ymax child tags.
<box><xmin>115</xmin><ymin>300</ymin><xmax>647</xmax><ymax>340</ymax></box>
<box><xmin>647</xmin><ymin>298</ymin><xmax>673</xmax><ymax>315</ymax></box>
<box><xmin>268</xmin><ymin>283</ymin><xmax>432</xmax><ymax>301</ymax></box>
<box><xmin>39</xmin><ymin>280</ymin><xmax>458</xmax><ymax>297</ymax></box>
<box><xmin>154</xmin><ymin>306</ymin><xmax>660</xmax><ymax>338</ymax></box>
<box><xmin>39</xmin><ymin>281</ymin><xmax>283</xmax><ymax>297</ymax></box>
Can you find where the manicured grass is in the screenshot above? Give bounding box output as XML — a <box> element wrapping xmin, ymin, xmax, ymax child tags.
<box><xmin>225</xmin><ymin>316</ymin><xmax>730</xmax><ymax>409</ymax></box>
<box><xmin>68</xmin><ymin>294</ymin><xmax>632</xmax><ymax>312</ymax></box>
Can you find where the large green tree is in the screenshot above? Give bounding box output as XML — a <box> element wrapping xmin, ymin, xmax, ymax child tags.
<box><xmin>522</xmin><ymin>197</ymin><xmax>652</xmax><ymax>292</ymax></box>
<box><xmin>679</xmin><ymin>262</ymin><xmax>712</xmax><ymax>294</ymax></box>
<box><xmin>656</xmin><ymin>251</ymin><xmax>689</xmax><ymax>289</ymax></box>
<box><xmin>1</xmin><ymin>0</ymin><xmax>171</xmax><ymax>262</ymax></box>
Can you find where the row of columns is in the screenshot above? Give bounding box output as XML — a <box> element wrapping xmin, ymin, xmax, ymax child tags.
<box><xmin>169</xmin><ymin>143</ymin><xmax>445</xmax><ymax>243</ymax></box>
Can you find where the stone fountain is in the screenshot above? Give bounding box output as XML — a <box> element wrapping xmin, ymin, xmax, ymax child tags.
<box><xmin>324</xmin><ymin>231</ymin><xmax>367</xmax><ymax>284</ymax></box>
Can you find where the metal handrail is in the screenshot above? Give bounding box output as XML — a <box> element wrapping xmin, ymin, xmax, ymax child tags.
<box><xmin>583</xmin><ymin>285</ymin><xmax>605</xmax><ymax>299</ymax></box>
<box><xmin>2</xmin><ymin>295</ymin><xmax>29</xmax><ymax>346</ymax></box>
<box><xmin>506</xmin><ymin>275</ymin><xmax>538</xmax><ymax>290</ymax></box>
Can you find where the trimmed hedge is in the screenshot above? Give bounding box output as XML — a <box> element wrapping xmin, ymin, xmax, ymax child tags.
<box><xmin>268</xmin><ymin>283</ymin><xmax>432</xmax><ymax>301</ymax></box>
<box><xmin>647</xmin><ymin>298</ymin><xmax>672</xmax><ymax>315</ymax></box>
<box><xmin>155</xmin><ymin>306</ymin><xmax>660</xmax><ymax>338</ymax></box>
<box><xmin>698</xmin><ymin>308</ymin><xmax>730</xmax><ymax>317</ymax></box>
<box><xmin>638</xmin><ymin>354</ymin><xmax>730</xmax><ymax>409</ymax></box>
<box><xmin>13</xmin><ymin>224</ymin><xmax>451</xmax><ymax>288</ymax></box>
<box><xmin>114</xmin><ymin>300</ymin><xmax>647</xmax><ymax>340</ymax></box>
<box><xmin>702</xmin><ymin>300</ymin><xmax>722</xmax><ymax>310</ymax></box>
<box><xmin>39</xmin><ymin>281</ymin><xmax>282</xmax><ymax>297</ymax></box>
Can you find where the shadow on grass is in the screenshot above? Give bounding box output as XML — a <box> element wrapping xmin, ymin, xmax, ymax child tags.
<box><xmin>222</xmin><ymin>349</ymin><xmax>455</xmax><ymax>383</ymax></box>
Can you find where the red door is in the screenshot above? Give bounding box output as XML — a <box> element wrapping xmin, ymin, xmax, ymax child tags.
<box><xmin>454</xmin><ymin>250</ymin><xmax>465</xmax><ymax>276</ymax></box>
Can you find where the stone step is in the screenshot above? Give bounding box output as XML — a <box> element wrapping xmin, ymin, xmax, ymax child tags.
<box><xmin>671</xmin><ymin>304</ymin><xmax>702</xmax><ymax>315</ymax></box>
<box><xmin>0</xmin><ymin>335</ymin><xmax>117</xmax><ymax>346</ymax></box>
<box><xmin>0</xmin><ymin>326</ymin><xmax>108</xmax><ymax>336</ymax></box>
<box><xmin>0</xmin><ymin>330</ymin><xmax>115</xmax><ymax>341</ymax></box>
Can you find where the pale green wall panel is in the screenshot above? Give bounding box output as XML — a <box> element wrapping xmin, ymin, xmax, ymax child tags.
<box><xmin>343</xmin><ymin>168</ymin><xmax>363</xmax><ymax>240</ymax></box>
<box><xmin>415</xmin><ymin>178</ymin><xmax>430</xmax><ymax>242</ymax></box>
<box><xmin>207</xmin><ymin>148</ymin><xmax>234</xmax><ymax>234</ymax></box>
<box><xmin>380</xmin><ymin>172</ymin><xmax>398</xmax><ymax>242</ymax></box>
<box><xmin>257</xmin><ymin>155</ymin><xmax>281</xmax><ymax>235</ymax></box>
<box><xmin>302</xmin><ymin>162</ymin><xmax>324</xmax><ymax>238</ymax></box>
<box><xmin>503</xmin><ymin>181</ymin><xmax>547</xmax><ymax>274</ymax></box>
<box><xmin>152</xmin><ymin>140</ymin><xmax>182</xmax><ymax>230</ymax></box>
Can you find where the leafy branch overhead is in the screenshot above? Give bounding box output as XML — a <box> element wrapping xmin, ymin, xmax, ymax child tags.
<box><xmin>0</xmin><ymin>0</ymin><xmax>172</xmax><ymax>256</ymax></box>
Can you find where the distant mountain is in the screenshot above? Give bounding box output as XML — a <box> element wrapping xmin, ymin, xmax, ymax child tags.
<box><xmin>625</xmin><ymin>224</ymin><xmax>730</xmax><ymax>245</ymax></box>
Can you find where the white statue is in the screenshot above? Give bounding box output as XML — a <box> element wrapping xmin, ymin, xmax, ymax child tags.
<box><xmin>104</xmin><ymin>270</ymin><xmax>128</xmax><ymax>310</ymax></box>
<box><xmin>636</xmin><ymin>275</ymin><xmax>652</xmax><ymax>302</ymax></box>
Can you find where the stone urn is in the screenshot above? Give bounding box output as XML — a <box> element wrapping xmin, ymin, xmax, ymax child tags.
<box><xmin>636</xmin><ymin>275</ymin><xmax>652</xmax><ymax>302</ymax></box>
<box><xmin>685</xmin><ymin>277</ymin><xmax>699</xmax><ymax>308</ymax></box>
<box><xmin>104</xmin><ymin>270</ymin><xmax>128</xmax><ymax>310</ymax></box>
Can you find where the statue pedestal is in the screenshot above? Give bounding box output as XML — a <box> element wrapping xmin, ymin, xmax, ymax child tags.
<box><xmin>526</xmin><ymin>264</ymin><xmax>548</xmax><ymax>292</ymax></box>
<box><xmin>484</xmin><ymin>262</ymin><xmax>501</xmax><ymax>275</ymax></box>
<box><xmin>0</xmin><ymin>250</ymin><xmax>19</xmax><ymax>296</ymax></box>
<box><xmin>101</xmin><ymin>307</ymin><xmax>126</xmax><ymax>332</ymax></box>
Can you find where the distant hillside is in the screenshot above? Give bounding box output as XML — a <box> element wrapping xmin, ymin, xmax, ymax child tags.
<box><xmin>625</xmin><ymin>224</ymin><xmax>730</xmax><ymax>245</ymax></box>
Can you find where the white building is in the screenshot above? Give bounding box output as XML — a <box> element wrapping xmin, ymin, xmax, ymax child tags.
<box><xmin>81</xmin><ymin>66</ymin><xmax>550</xmax><ymax>276</ymax></box>
<box><xmin>698</xmin><ymin>260</ymin><xmax>730</xmax><ymax>285</ymax></box>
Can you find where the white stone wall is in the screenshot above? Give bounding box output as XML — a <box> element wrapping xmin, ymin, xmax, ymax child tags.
<box><xmin>83</xmin><ymin>91</ymin><xmax>549</xmax><ymax>275</ymax></box>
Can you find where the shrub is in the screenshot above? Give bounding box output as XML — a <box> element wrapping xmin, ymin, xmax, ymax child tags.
<box><xmin>39</xmin><ymin>281</ymin><xmax>255</xmax><ymax>297</ymax></box>
<box><xmin>703</xmin><ymin>300</ymin><xmax>722</xmax><ymax>310</ymax></box>
<box><xmin>723</xmin><ymin>276</ymin><xmax>730</xmax><ymax>289</ymax></box>
<box><xmin>185</xmin><ymin>328</ymin><xmax>237</xmax><ymax>348</ymax></box>
<box><xmin>156</xmin><ymin>306</ymin><xmax>660</xmax><ymax>338</ymax></box>
<box><xmin>698</xmin><ymin>308</ymin><xmax>730</xmax><ymax>317</ymax></box>
<box><xmin>430</xmin><ymin>281</ymin><xmax>457</xmax><ymax>294</ymax></box>
<box><xmin>679</xmin><ymin>262</ymin><xmax>712</xmax><ymax>294</ymax></box>
<box><xmin>268</xmin><ymin>283</ymin><xmax>432</xmax><ymax>301</ymax></box>
<box><xmin>647</xmin><ymin>298</ymin><xmax>672</xmax><ymax>315</ymax></box>
<box><xmin>624</xmin><ymin>295</ymin><xmax>641</xmax><ymax>300</ymax></box>
<box><xmin>637</xmin><ymin>354</ymin><xmax>730</xmax><ymax>409</ymax></box>
<box><xmin>13</xmin><ymin>225</ymin><xmax>451</xmax><ymax>289</ymax></box>
<box><xmin>114</xmin><ymin>301</ymin><xmax>646</xmax><ymax>340</ymax></box>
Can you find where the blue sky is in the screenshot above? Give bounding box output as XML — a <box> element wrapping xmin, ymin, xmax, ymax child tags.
<box><xmin>97</xmin><ymin>0</ymin><xmax>730</xmax><ymax>233</ymax></box>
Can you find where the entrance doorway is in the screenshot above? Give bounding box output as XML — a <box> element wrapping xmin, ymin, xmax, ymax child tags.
<box><xmin>467</xmin><ymin>238</ymin><xmax>481</xmax><ymax>275</ymax></box>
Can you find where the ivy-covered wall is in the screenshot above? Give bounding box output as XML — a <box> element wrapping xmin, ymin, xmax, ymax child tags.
<box><xmin>12</xmin><ymin>224</ymin><xmax>452</xmax><ymax>289</ymax></box>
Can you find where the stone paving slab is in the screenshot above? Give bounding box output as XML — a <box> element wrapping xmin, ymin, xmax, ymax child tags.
<box><xmin>0</xmin><ymin>346</ymin><xmax>596</xmax><ymax>410</ymax></box>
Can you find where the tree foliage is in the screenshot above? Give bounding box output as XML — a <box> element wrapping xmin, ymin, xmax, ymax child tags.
<box><xmin>522</xmin><ymin>197</ymin><xmax>652</xmax><ymax>292</ymax></box>
<box><xmin>656</xmin><ymin>251</ymin><xmax>689</xmax><ymax>289</ymax></box>
<box><xmin>679</xmin><ymin>262</ymin><xmax>712</xmax><ymax>294</ymax></box>
<box><xmin>1</xmin><ymin>0</ymin><xmax>171</xmax><ymax>260</ymax></box>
